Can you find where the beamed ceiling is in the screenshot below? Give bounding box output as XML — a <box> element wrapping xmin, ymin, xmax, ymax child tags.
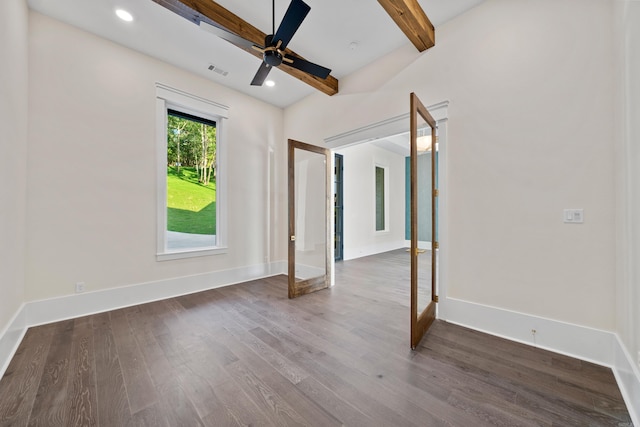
<box><xmin>27</xmin><ymin>0</ymin><xmax>485</xmax><ymax>108</ymax></box>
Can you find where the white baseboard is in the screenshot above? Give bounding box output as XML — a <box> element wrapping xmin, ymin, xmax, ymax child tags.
<box><xmin>344</xmin><ymin>240</ymin><xmax>407</xmax><ymax>260</ymax></box>
<box><xmin>442</xmin><ymin>297</ymin><xmax>639</xmax><ymax>425</ymax></box>
<box><xmin>0</xmin><ymin>261</ymin><xmax>287</xmax><ymax>378</ymax></box>
<box><xmin>0</xmin><ymin>305</ymin><xmax>27</xmax><ymax>378</ymax></box>
<box><xmin>613</xmin><ymin>334</ymin><xmax>640</xmax><ymax>426</ymax></box>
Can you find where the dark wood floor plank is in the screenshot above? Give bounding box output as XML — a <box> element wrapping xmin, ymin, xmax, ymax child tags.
<box><xmin>64</xmin><ymin>316</ymin><xmax>97</xmax><ymax>427</ymax></box>
<box><xmin>26</xmin><ymin>319</ymin><xmax>74</xmax><ymax>426</ymax></box>
<box><xmin>262</xmin><ymin>371</ymin><xmax>343</xmax><ymax>427</ymax></box>
<box><xmin>126</xmin><ymin>307</ymin><xmax>176</xmax><ymax>389</ymax></box>
<box><xmin>289</xmin><ymin>349</ymin><xmax>425</xmax><ymax>427</ymax></box>
<box><xmin>130</xmin><ymin>403</ymin><xmax>170</xmax><ymax>427</ymax></box>
<box><xmin>92</xmin><ymin>312</ymin><xmax>133</xmax><ymax>427</ymax></box>
<box><xmin>206</xmin><ymin>378</ymin><xmax>278</xmax><ymax>427</ymax></box>
<box><xmin>155</xmin><ymin>377</ymin><xmax>204</xmax><ymax>426</ymax></box>
<box><xmin>223</xmin><ymin>359</ymin><xmax>310</xmax><ymax>426</ymax></box>
<box><xmin>108</xmin><ymin>308</ymin><xmax>158</xmax><ymax>415</ymax></box>
<box><xmin>294</xmin><ymin>376</ymin><xmax>374</xmax><ymax>427</ymax></box>
<box><xmin>0</xmin><ymin>325</ymin><xmax>55</xmax><ymax>425</ymax></box>
<box><xmin>0</xmin><ymin>249</ymin><xmax>631</xmax><ymax>425</ymax></box>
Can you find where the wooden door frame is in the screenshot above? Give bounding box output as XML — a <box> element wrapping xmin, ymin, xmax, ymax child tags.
<box><xmin>288</xmin><ymin>139</ymin><xmax>332</xmax><ymax>299</ymax></box>
<box><xmin>410</xmin><ymin>92</ymin><xmax>438</xmax><ymax>349</ymax></box>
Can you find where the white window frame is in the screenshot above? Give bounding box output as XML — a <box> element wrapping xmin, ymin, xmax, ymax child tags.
<box><xmin>374</xmin><ymin>163</ymin><xmax>389</xmax><ymax>233</ymax></box>
<box><xmin>155</xmin><ymin>83</ymin><xmax>229</xmax><ymax>261</ymax></box>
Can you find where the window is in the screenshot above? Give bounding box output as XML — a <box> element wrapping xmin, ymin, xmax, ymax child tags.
<box><xmin>156</xmin><ymin>84</ymin><xmax>228</xmax><ymax>260</ymax></box>
<box><xmin>375</xmin><ymin>165</ymin><xmax>386</xmax><ymax>231</ymax></box>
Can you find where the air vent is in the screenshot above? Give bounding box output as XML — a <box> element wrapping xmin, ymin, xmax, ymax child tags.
<box><xmin>207</xmin><ymin>64</ymin><xmax>228</xmax><ymax>77</ymax></box>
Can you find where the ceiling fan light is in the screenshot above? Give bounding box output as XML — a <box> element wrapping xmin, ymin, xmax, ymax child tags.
<box><xmin>115</xmin><ymin>9</ymin><xmax>134</xmax><ymax>22</ymax></box>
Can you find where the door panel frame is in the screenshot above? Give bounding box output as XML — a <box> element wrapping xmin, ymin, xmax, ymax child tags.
<box><xmin>410</xmin><ymin>92</ymin><xmax>438</xmax><ymax>349</ymax></box>
<box><xmin>288</xmin><ymin>139</ymin><xmax>332</xmax><ymax>299</ymax></box>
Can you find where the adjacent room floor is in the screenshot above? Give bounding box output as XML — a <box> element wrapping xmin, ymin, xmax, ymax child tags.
<box><xmin>0</xmin><ymin>251</ymin><xmax>632</xmax><ymax>426</ymax></box>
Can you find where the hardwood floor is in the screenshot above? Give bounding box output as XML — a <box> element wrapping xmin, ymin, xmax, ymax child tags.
<box><xmin>0</xmin><ymin>250</ymin><xmax>632</xmax><ymax>426</ymax></box>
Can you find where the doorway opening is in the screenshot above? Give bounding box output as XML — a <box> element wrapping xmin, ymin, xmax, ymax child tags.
<box><xmin>325</xmin><ymin>100</ymin><xmax>448</xmax><ymax>348</ymax></box>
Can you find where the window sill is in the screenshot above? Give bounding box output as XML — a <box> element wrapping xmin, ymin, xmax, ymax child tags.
<box><xmin>156</xmin><ymin>246</ymin><xmax>228</xmax><ymax>261</ymax></box>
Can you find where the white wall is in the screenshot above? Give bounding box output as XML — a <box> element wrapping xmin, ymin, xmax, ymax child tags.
<box><xmin>615</xmin><ymin>0</ymin><xmax>640</xmax><ymax>374</ymax></box>
<box><xmin>26</xmin><ymin>12</ymin><xmax>287</xmax><ymax>301</ymax></box>
<box><xmin>285</xmin><ymin>0</ymin><xmax>616</xmax><ymax>330</ymax></box>
<box><xmin>0</xmin><ymin>0</ymin><xmax>28</xmax><ymax>333</ymax></box>
<box><xmin>336</xmin><ymin>143</ymin><xmax>406</xmax><ymax>260</ymax></box>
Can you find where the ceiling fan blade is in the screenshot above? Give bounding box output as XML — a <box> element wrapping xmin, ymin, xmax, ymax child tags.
<box><xmin>272</xmin><ymin>0</ymin><xmax>310</xmax><ymax>50</ymax></box>
<box><xmin>200</xmin><ymin>21</ymin><xmax>263</xmax><ymax>50</ymax></box>
<box><xmin>286</xmin><ymin>56</ymin><xmax>331</xmax><ymax>79</ymax></box>
<box><xmin>250</xmin><ymin>62</ymin><xmax>273</xmax><ymax>86</ymax></box>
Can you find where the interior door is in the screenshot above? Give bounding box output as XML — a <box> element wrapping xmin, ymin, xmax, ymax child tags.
<box><xmin>288</xmin><ymin>139</ymin><xmax>331</xmax><ymax>299</ymax></box>
<box><xmin>410</xmin><ymin>92</ymin><xmax>439</xmax><ymax>349</ymax></box>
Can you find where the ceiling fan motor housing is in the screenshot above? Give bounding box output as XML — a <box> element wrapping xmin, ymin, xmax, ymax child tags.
<box><xmin>263</xmin><ymin>48</ymin><xmax>283</xmax><ymax>67</ymax></box>
<box><xmin>263</xmin><ymin>34</ymin><xmax>283</xmax><ymax>67</ymax></box>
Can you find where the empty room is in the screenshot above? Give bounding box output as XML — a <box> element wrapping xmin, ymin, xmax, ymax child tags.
<box><xmin>1</xmin><ymin>0</ymin><xmax>639</xmax><ymax>425</ymax></box>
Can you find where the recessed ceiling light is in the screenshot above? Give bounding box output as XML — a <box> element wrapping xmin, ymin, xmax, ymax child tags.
<box><xmin>115</xmin><ymin>9</ymin><xmax>134</xmax><ymax>22</ymax></box>
<box><xmin>265</xmin><ymin>80</ymin><xmax>276</xmax><ymax>87</ymax></box>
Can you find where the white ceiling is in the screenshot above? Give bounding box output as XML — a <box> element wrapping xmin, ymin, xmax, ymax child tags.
<box><xmin>27</xmin><ymin>0</ymin><xmax>485</xmax><ymax>108</ymax></box>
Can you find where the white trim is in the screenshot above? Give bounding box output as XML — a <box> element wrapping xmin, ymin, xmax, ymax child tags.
<box><xmin>344</xmin><ymin>240</ymin><xmax>407</xmax><ymax>261</ymax></box>
<box><xmin>443</xmin><ymin>296</ymin><xmax>640</xmax><ymax>424</ymax></box>
<box><xmin>613</xmin><ymin>334</ymin><xmax>640</xmax><ymax>426</ymax></box>
<box><xmin>374</xmin><ymin>164</ymin><xmax>389</xmax><ymax>232</ymax></box>
<box><xmin>24</xmin><ymin>262</ymin><xmax>286</xmax><ymax>328</ymax></box>
<box><xmin>0</xmin><ymin>304</ymin><xmax>27</xmax><ymax>377</ymax></box>
<box><xmin>404</xmin><ymin>240</ymin><xmax>433</xmax><ymax>250</ymax></box>
<box><xmin>155</xmin><ymin>84</ymin><xmax>229</xmax><ymax>260</ymax></box>
<box><xmin>156</xmin><ymin>246</ymin><xmax>228</xmax><ymax>261</ymax></box>
<box><xmin>155</xmin><ymin>83</ymin><xmax>229</xmax><ymax>119</ymax></box>
<box><xmin>324</xmin><ymin>101</ymin><xmax>449</xmax><ymax>149</ymax></box>
<box><xmin>444</xmin><ymin>297</ymin><xmax>615</xmax><ymax>365</ymax></box>
<box><xmin>435</xmin><ymin>119</ymin><xmax>448</xmax><ymax>319</ymax></box>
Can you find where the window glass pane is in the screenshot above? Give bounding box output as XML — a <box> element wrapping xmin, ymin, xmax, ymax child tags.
<box><xmin>375</xmin><ymin>166</ymin><xmax>385</xmax><ymax>231</ymax></box>
<box><xmin>166</xmin><ymin>111</ymin><xmax>217</xmax><ymax>250</ymax></box>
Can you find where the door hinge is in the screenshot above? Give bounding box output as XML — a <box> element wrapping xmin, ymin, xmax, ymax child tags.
<box><xmin>434</xmin><ymin>241</ymin><xmax>439</xmax><ymax>249</ymax></box>
<box><xmin>434</xmin><ymin>295</ymin><xmax>439</xmax><ymax>303</ymax></box>
<box><xmin>434</xmin><ymin>189</ymin><xmax>439</xmax><ymax>197</ymax></box>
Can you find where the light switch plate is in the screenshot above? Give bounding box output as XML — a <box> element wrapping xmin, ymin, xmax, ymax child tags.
<box><xmin>564</xmin><ymin>209</ymin><xmax>584</xmax><ymax>224</ymax></box>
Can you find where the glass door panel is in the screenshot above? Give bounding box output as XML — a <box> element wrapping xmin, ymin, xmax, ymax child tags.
<box><xmin>288</xmin><ymin>139</ymin><xmax>331</xmax><ymax>298</ymax></box>
<box><xmin>410</xmin><ymin>93</ymin><xmax>438</xmax><ymax>349</ymax></box>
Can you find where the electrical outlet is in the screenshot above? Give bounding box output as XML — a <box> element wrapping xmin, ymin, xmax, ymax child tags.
<box><xmin>531</xmin><ymin>329</ymin><xmax>537</xmax><ymax>335</ymax></box>
<box><xmin>75</xmin><ymin>282</ymin><xmax>85</xmax><ymax>293</ymax></box>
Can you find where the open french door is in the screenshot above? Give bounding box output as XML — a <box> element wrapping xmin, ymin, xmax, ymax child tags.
<box><xmin>288</xmin><ymin>139</ymin><xmax>331</xmax><ymax>299</ymax></box>
<box><xmin>410</xmin><ymin>93</ymin><xmax>439</xmax><ymax>349</ymax></box>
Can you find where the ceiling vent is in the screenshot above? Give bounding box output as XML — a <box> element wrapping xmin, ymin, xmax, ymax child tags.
<box><xmin>207</xmin><ymin>64</ymin><xmax>229</xmax><ymax>77</ymax></box>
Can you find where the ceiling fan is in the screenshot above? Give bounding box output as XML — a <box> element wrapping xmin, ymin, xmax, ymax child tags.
<box><xmin>200</xmin><ymin>0</ymin><xmax>331</xmax><ymax>86</ymax></box>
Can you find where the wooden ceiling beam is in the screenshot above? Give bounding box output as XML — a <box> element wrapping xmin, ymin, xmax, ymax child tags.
<box><xmin>151</xmin><ymin>0</ymin><xmax>339</xmax><ymax>96</ymax></box>
<box><xmin>377</xmin><ymin>0</ymin><xmax>435</xmax><ymax>52</ymax></box>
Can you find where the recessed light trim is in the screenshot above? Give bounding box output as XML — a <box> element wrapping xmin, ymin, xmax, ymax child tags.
<box><xmin>265</xmin><ymin>80</ymin><xmax>276</xmax><ymax>87</ymax></box>
<box><xmin>116</xmin><ymin>9</ymin><xmax>134</xmax><ymax>22</ymax></box>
